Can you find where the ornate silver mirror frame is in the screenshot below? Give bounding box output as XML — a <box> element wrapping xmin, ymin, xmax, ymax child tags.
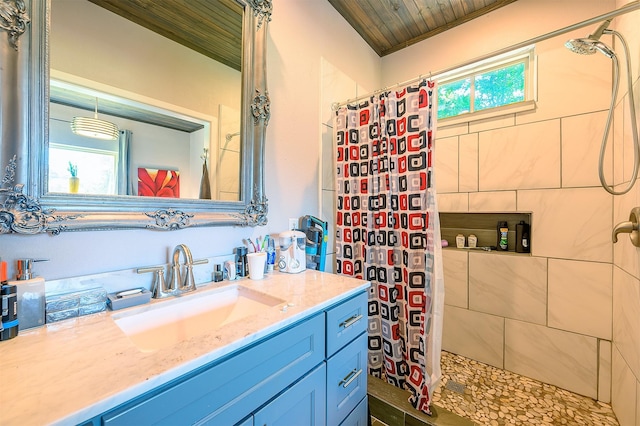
<box><xmin>0</xmin><ymin>0</ymin><xmax>270</xmax><ymax>234</ymax></box>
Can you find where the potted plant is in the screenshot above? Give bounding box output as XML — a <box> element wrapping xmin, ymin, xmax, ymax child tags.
<box><xmin>68</xmin><ymin>162</ymin><xmax>79</xmax><ymax>193</ymax></box>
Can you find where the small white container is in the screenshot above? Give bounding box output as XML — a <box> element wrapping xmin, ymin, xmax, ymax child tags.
<box><xmin>247</xmin><ymin>252</ymin><xmax>267</xmax><ymax>280</ymax></box>
<box><xmin>456</xmin><ymin>234</ymin><xmax>465</xmax><ymax>248</ymax></box>
<box><xmin>468</xmin><ymin>234</ymin><xmax>477</xmax><ymax>248</ymax></box>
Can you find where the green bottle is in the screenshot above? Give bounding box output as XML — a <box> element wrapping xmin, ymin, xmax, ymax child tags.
<box><xmin>497</xmin><ymin>221</ymin><xmax>508</xmax><ymax>251</ymax></box>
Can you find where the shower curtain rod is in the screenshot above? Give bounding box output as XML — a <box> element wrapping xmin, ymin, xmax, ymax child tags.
<box><xmin>332</xmin><ymin>0</ymin><xmax>640</xmax><ymax>110</ymax></box>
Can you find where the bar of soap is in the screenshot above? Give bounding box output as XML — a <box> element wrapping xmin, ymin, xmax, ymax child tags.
<box><xmin>107</xmin><ymin>289</ymin><xmax>152</xmax><ymax>310</ymax></box>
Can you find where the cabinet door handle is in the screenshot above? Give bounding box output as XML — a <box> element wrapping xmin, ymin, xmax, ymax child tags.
<box><xmin>339</xmin><ymin>368</ymin><xmax>363</xmax><ymax>388</ymax></box>
<box><xmin>339</xmin><ymin>314</ymin><xmax>363</xmax><ymax>329</ymax></box>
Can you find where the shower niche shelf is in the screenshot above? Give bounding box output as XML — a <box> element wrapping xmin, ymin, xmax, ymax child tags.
<box><xmin>439</xmin><ymin>212</ymin><xmax>532</xmax><ymax>254</ymax></box>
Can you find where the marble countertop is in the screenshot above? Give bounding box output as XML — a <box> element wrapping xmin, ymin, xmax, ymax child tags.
<box><xmin>1</xmin><ymin>270</ymin><xmax>370</xmax><ymax>426</ymax></box>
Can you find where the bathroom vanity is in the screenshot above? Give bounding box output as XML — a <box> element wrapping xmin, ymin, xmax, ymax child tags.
<box><xmin>1</xmin><ymin>271</ymin><xmax>370</xmax><ymax>426</ymax></box>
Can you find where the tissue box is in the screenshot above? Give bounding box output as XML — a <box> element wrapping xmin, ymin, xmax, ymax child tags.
<box><xmin>107</xmin><ymin>289</ymin><xmax>152</xmax><ymax>310</ymax></box>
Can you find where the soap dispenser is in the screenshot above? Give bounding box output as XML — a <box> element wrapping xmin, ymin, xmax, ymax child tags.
<box><xmin>9</xmin><ymin>259</ymin><xmax>47</xmax><ymax>330</ymax></box>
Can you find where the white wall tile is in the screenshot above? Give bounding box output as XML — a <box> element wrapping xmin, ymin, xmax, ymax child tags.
<box><xmin>437</xmin><ymin>122</ymin><xmax>468</xmax><ymax>138</ymax></box>
<box><xmin>612</xmin><ymin>345</ymin><xmax>638</xmax><ymax>426</ymax></box>
<box><xmin>548</xmin><ymin>259</ymin><xmax>612</xmax><ymax>339</ymax></box>
<box><xmin>478</xmin><ymin>120</ymin><xmax>561</xmax><ymax>191</ymax></box>
<box><xmin>623</xmin><ymin>91</ymin><xmax>638</xmax><ymax>184</ymax></box>
<box><xmin>435</xmin><ymin>136</ymin><xmax>459</xmax><ymax>193</ymax></box>
<box><xmin>516</xmin><ymin>37</ymin><xmax>611</xmax><ymax>126</ymax></box>
<box><xmin>443</xmin><ymin>305</ymin><xmax>504</xmax><ymax>369</ymax></box>
<box><xmin>613</xmin><ymin>182</ymin><xmax>640</xmax><ymax>281</ymax></box>
<box><xmin>469</xmin><ymin>253</ymin><xmax>547</xmax><ymax>324</ymax></box>
<box><xmin>458</xmin><ymin>133</ymin><xmax>478</xmax><ymax>192</ymax></box>
<box><xmin>442</xmin><ymin>249</ymin><xmax>468</xmax><ymax>308</ymax></box>
<box><xmin>614</xmin><ymin>99</ymin><xmax>626</xmax><ymax>186</ymax></box>
<box><xmin>437</xmin><ymin>193</ymin><xmax>468</xmax><ymax>212</ymax></box>
<box><xmin>561</xmin><ymin>111</ymin><xmax>612</xmax><ymax>188</ymax></box>
<box><xmin>468</xmin><ymin>191</ymin><xmax>517</xmax><ymax>212</ymax></box>
<box><xmin>637</xmin><ymin>382</ymin><xmax>640</xmax><ymax>426</ymax></box>
<box><xmin>505</xmin><ymin>319</ymin><xmax>598</xmax><ymax>399</ymax></box>
<box><xmin>518</xmin><ymin>187</ymin><xmax>612</xmax><ymax>262</ymax></box>
<box><xmin>469</xmin><ymin>114</ymin><xmax>515</xmax><ymax>133</ymax></box>
<box><xmin>613</xmin><ymin>266</ymin><xmax>640</xmax><ymax>379</ymax></box>
<box><xmin>599</xmin><ymin>339</ymin><xmax>612</xmax><ymax>403</ymax></box>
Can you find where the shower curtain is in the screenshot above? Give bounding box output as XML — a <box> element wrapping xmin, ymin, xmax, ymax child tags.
<box><xmin>334</xmin><ymin>80</ymin><xmax>444</xmax><ymax>415</ymax></box>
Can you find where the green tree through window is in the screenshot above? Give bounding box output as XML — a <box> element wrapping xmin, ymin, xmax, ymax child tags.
<box><xmin>436</xmin><ymin>49</ymin><xmax>531</xmax><ymax>121</ymax></box>
<box><xmin>475</xmin><ymin>63</ymin><xmax>525</xmax><ymax>112</ymax></box>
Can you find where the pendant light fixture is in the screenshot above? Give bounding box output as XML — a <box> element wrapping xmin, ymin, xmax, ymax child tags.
<box><xmin>71</xmin><ymin>98</ymin><xmax>119</xmax><ymax>140</ymax></box>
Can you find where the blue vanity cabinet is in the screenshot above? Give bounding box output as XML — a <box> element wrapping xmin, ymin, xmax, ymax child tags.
<box><xmin>326</xmin><ymin>291</ymin><xmax>368</xmax><ymax>357</ymax></box>
<box><xmin>101</xmin><ymin>314</ymin><xmax>325</xmax><ymax>426</ymax></box>
<box><xmin>325</xmin><ymin>291</ymin><xmax>368</xmax><ymax>425</ymax></box>
<box><xmin>253</xmin><ymin>363</ymin><xmax>327</xmax><ymax>425</ymax></box>
<box><xmin>89</xmin><ymin>290</ymin><xmax>369</xmax><ymax>426</ymax></box>
<box><xmin>326</xmin><ymin>333</ymin><xmax>368</xmax><ymax>425</ymax></box>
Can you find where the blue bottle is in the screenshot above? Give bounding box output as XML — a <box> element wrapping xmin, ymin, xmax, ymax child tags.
<box><xmin>266</xmin><ymin>237</ymin><xmax>276</xmax><ymax>272</ymax></box>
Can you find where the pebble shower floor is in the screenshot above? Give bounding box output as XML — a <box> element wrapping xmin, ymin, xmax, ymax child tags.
<box><xmin>431</xmin><ymin>351</ymin><xmax>619</xmax><ymax>425</ymax></box>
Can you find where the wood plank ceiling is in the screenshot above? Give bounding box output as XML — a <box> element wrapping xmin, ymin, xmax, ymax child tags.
<box><xmin>328</xmin><ymin>0</ymin><xmax>518</xmax><ymax>56</ymax></box>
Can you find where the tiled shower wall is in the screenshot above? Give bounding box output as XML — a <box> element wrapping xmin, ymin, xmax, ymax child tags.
<box><xmin>319</xmin><ymin>2</ymin><xmax>640</xmax><ymax>423</ymax></box>
<box><xmin>438</xmin><ymin>6</ymin><xmax>640</xmax><ymax>424</ymax></box>
<box><xmin>610</xmin><ymin>2</ymin><xmax>640</xmax><ymax>425</ymax></box>
<box><xmin>437</xmin><ymin>106</ymin><xmax>614</xmax><ymax>403</ymax></box>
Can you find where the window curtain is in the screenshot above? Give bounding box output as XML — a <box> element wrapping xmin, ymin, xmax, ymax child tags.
<box><xmin>334</xmin><ymin>80</ymin><xmax>444</xmax><ymax>414</ymax></box>
<box><xmin>118</xmin><ymin>129</ymin><xmax>132</xmax><ymax>195</ymax></box>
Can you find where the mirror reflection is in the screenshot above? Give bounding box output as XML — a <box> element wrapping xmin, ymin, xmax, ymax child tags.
<box><xmin>49</xmin><ymin>0</ymin><xmax>243</xmax><ymax>201</ymax></box>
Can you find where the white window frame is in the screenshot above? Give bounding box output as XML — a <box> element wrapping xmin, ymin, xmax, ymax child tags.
<box><xmin>435</xmin><ymin>45</ymin><xmax>537</xmax><ymax>126</ymax></box>
<box><xmin>48</xmin><ymin>142</ymin><xmax>120</xmax><ymax>195</ymax></box>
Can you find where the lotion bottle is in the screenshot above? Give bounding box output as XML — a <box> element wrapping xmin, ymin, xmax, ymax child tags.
<box><xmin>9</xmin><ymin>259</ymin><xmax>47</xmax><ymax>330</ymax></box>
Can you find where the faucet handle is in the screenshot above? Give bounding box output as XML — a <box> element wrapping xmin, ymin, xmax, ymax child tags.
<box><xmin>137</xmin><ymin>266</ymin><xmax>170</xmax><ymax>299</ymax></box>
<box><xmin>613</xmin><ymin>207</ymin><xmax>640</xmax><ymax>246</ymax></box>
<box><xmin>180</xmin><ymin>258</ymin><xmax>208</xmax><ymax>292</ymax></box>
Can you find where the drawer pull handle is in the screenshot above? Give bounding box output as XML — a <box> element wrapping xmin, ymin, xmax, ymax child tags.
<box><xmin>339</xmin><ymin>314</ymin><xmax>363</xmax><ymax>329</ymax></box>
<box><xmin>339</xmin><ymin>368</ymin><xmax>363</xmax><ymax>388</ymax></box>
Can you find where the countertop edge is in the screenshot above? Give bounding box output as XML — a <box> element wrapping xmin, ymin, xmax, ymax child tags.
<box><xmin>51</xmin><ymin>278</ymin><xmax>371</xmax><ymax>425</ymax></box>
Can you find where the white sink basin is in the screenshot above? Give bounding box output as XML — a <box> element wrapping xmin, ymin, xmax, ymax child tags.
<box><xmin>113</xmin><ymin>284</ymin><xmax>285</xmax><ymax>352</ymax></box>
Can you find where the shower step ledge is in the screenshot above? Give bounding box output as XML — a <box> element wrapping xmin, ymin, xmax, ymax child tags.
<box><xmin>368</xmin><ymin>375</ymin><xmax>476</xmax><ymax>426</ymax></box>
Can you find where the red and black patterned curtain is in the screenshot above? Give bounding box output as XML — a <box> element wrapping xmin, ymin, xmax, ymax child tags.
<box><xmin>334</xmin><ymin>80</ymin><xmax>444</xmax><ymax>415</ymax></box>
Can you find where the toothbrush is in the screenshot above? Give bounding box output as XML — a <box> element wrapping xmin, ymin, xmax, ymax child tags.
<box><xmin>247</xmin><ymin>238</ymin><xmax>258</xmax><ymax>252</ymax></box>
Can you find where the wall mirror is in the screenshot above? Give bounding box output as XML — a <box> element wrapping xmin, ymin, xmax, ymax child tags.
<box><xmin>0</xmin><ymin>0</ymin><xmax>271</xmax><ymax>234</ymax></box>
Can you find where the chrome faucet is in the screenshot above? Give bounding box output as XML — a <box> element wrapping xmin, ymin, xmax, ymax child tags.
<box><xmin>167</xmin><ymin>244</ymin><xmax>208</xmax><ymax>294</ymax></box>
<box><xmin>138</xmin><ymin>245</ymin><xmax>208</xmax><ymax>299</ymax></box>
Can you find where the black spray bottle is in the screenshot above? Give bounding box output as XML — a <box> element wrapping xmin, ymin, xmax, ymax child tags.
<box><xmin>515</xmin><ymin>221</ymin><xmax>531</xmax><ymax>253</ymax></box>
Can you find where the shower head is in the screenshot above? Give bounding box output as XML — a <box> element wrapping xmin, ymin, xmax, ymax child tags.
<box><xmin>565</xmin><ymin>20</ymin><xmax>616</xmax><ymax>58</ymax></box>
<box><xmin>565</xmin><ymin>38</ymin><xmax>616</xmax><ymax>58</ymax></box>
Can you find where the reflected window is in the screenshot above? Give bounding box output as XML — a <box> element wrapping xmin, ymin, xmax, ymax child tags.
<box><xmin>49</xmin><ymin>143</ymin><xmax>118</xmax><ymax>195</ymax></box>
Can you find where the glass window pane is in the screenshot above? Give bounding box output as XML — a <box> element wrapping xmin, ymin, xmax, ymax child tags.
<box><xmin>474</xmin><ymin>62</ymin><xmax>525</xmax><ymax>112</ymax></box>
<box><xmin>437</xmin><ymin>78</ymin><xmax>471</xmax><ymax>119</ymax></box>
<box><xmin>49</xmin><ymin>145</ymin><xmax>118</xmax><ymax>195</ymax></box>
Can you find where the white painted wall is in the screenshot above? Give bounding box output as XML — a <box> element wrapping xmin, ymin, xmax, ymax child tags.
<box><xmin>0</xmin><ymin>0</ymin><xmax>380</xmax><ymax>282</ymax></box>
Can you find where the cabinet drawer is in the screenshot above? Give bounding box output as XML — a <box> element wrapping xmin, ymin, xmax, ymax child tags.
<box><xmin>339</xmin><ymin>396</ymin><xmax>368</xmax><ymax>426</ymax></box>
<box><xmin>103</xmin><ymin>314</ymin><xmax>325</xmax><ymax>426</ymax></box>
<box><xmin>326</xmin><ymin>291</ymin><xmax>368</xmax><ymax>357</ymax></box>
<box><xmin>253</xmin><ymin>363</ymin><xmax>326</xmax><ymax>426</ymax></box>
<box><xmin>326</xmin><ymin>333</ymin><xmax>368</xmax><ymax>426</ymax></box>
